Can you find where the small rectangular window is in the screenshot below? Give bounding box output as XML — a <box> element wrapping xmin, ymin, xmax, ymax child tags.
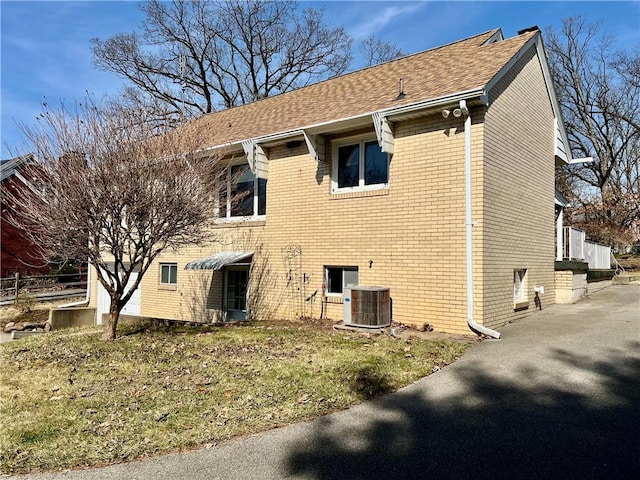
<box><xmin>325</xmin><ymin>266</ymin><xmax>358</xmax><ymax>295</ymax></box>
<box><xmin>514</xmin><ymin>269</ymin><xmax>527</xmax><ymax>302</ymax></box>
<box><xmin>161</xmin><ymin>263</ymin><xmax>178</xmax><ymax>285</ymax></box>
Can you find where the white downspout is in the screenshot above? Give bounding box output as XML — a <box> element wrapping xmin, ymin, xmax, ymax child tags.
<box><xmin>57</xmin><ymin>262</ymin><xmax>91</xmax><ymax>308</ymax></box>
<box><xmin>462</xmin><ymin>100</ymin><xmax>501</xmax><ymax>339</ymax></box>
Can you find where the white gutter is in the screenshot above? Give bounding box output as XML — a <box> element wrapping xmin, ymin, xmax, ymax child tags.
<box><xmin>201</xmin><ymin>87</ymin><xmax>487</xmax><ymax>153</ymax></box>
<box><xmin>461</xmin><ymin>100</ymin><xmax>501</xmax><ymax>339</ymax></box>
<box><xmin>57</xmin><ymin>262</ymin><xmax>91</xmax><ymax>308</ymax></box>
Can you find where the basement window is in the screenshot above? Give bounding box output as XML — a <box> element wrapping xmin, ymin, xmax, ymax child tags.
<box><xmin>160</xmin><ymin>263</ymin><xmax>178</xmax><ymax>286</ymax></box>
<box><xmin>513</xmin><ymin>269</ymin><xmax>528</xmax><ymax>310</ymax></box>
<box><xmin>325</xmin><ymin>266</ymin><xmax>358</xmax><ymax>296</ymax></box>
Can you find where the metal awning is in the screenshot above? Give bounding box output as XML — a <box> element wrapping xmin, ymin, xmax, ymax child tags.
<box><xmin>184</xmin><ymin>251</ymin><xmax>253</xmax><ymax>270</ymax></box>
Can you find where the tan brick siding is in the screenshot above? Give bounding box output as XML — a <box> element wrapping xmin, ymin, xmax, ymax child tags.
<box><xmin>89</xmin><ymin>45</ymin><xmax>558</xmax><ymax>335</ymax></box>
<box><xmin>479</xmin><ymin>45</ymin><xmax>557</xmax><ymax>328</ymax></box>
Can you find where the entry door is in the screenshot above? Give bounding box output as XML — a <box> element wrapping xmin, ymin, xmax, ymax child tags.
<box><xmin>225</xmin><ymin>266</ymin><xmax>249</xmax><ymax>320</ymax></box>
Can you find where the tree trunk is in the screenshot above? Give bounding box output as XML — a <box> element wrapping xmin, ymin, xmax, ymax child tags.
<box><xmin>103</xmin><ymin>302</ymin><xmax>120</xmax><ymax>341</ymax></box>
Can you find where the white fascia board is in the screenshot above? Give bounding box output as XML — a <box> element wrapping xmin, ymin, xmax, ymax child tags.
<box><xmin>533</xmin><ymin>34</ymin><xmax>573</xmax><ymax>165</ymax></box>
<box><xmin>483</xmin><ymin>33</ymin><xmax>574</xmax><ymax>165</ymax></box>
<box><xmin>202</xmin><ymin>88</ymin><xmax>486</xmax><ymax>154</ymax></box>
<box><xmin>482</xmin><ymin>29</ymin><xmax>505</xmax><ymax>45</ymax></box>
<box><xmin>483</xmin><ymin>35</ymin><xmax>538</xmax><ymax>104</ymax></box>
<box><xmin>13</xmin><ymin>170</ymin><xmax>40</xmax><ymax>196</ymax></box>
<box><xmin>379</xmin><ymin>87</ymin><xmax>486</xmax><ymax>118</ymax></box>
<box><xmin>569</xmin><ymin>156</ymin><xmax>593</xmax><ymax>164</ymax></box>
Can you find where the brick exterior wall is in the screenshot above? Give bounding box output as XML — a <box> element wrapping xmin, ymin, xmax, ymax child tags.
<box><xmin>479</xmin><ymin>45</ymin><xmax>557</xmax><ymax>327</ymax></box>
<box><xmin>1</xmin><ymin>175</ymin><xmax>49</xmax><ymax>277</ymax></box>
<box><xmin>89</xmin><ymin>44</ymin><xmax>559</xmax><ymax>335</ymax></box>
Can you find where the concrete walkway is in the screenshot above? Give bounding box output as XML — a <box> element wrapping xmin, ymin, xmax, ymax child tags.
<box><xmin>12</xmin><ymin>285</ymin><xmax>640</xmax><ymax>480</ymax></box>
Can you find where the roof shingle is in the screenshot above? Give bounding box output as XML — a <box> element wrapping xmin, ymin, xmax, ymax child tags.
<box><xmin>189</xmin><ymin>29</ymin><xmax>538</xmax><ymax>148</ymax></box>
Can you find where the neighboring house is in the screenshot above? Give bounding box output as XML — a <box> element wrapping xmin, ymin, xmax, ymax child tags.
<box><xmin>91</xmin><ymin>27</ymin><xmax>578</xmax><ymax>335</ymax></box>
<box><xmin>1</xmin><ymin>154</ymin><xmax>49</xmax><ymax>277</ymax></box>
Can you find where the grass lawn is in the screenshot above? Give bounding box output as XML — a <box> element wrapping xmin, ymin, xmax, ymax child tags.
<box><xmin>0</xmin><ymin>319</ymin><xmax>474</xmax><ymax>474</ymax></box>
<box><xmin>615</xmin><ymin>253</ymin><xmax>640</xmax><ymax>271</ymax></box>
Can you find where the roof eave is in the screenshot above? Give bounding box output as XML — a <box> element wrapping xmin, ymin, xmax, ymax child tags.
<box><xmin>201</xmin><ymin>87</ymin><xmax>488</xmax><ymax>154</ymax></box>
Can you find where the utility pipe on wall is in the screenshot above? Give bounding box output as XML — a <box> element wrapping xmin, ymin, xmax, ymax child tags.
<box><xmin>461</xmin><ymin>100</ymin><xmax>501</xmax><ymax>339</ymax></box>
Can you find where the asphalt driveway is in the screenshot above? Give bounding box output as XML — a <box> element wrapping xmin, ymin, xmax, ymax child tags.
<box><xmin>12</xmin><ymin>284</ymin><xmax>640</xmax><ymax>480</ymax></box>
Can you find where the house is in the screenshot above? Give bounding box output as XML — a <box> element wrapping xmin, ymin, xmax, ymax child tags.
<box><xmin>90</xmin><ymin>27</ymin><xmax>578</xmax><ymax>336</ymax></box>
<box><xmin>1</xmin><ymin>154</ymin><xmax>50</xmax><ymax>277</ymax></box>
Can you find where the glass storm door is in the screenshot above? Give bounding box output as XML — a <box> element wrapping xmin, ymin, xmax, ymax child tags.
<box><xmin>225</xmin><ymin>266</ymin><xmax>249</xmax><ymax>320</ymax></box>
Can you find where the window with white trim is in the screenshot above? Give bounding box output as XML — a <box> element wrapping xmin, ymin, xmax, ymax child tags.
<box><xmin>325</xmin><ymin>266</ymin><xmax>358</xmax><ymax>296</ymax></box>
<box><xmin>513</xmin><ymin>269</ymin><xmax>527</xmax><ymax>302</ymax></box>
<box><xmin>332</xmin><ymin>137</ymin><xmax>388</xmax><ymax>193</ymax></box>
<box><xmin>217</xmin><ymin>163</ymin><xmax>267</xmax><ymax>220</ymax></box>
<box><xmin>160</xmin><ymin>263</ymin><xmax>178</xmax><ymax>285</ymax></box>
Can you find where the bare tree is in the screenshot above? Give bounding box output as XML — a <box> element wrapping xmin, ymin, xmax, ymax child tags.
<box><xmin>91</xmin><ymin>0</ymin><xmax>352</xmax><ymax>117</ymax></box>
<box><xmin>2</xmin><ymin>97</ymin><xmax>224</xmax><ymax>340</ymax></box>
<box><xmin>546</xmin><ymin>17</ymin><xmax>640</xmax><ymax>247</ymax></box>
<box><xmin>358</xmin><ymin>34</ymin><xmax>403</xmax><ymax>67</ymax></box>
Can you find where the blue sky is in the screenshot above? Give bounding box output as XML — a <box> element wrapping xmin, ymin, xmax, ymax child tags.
<box><xmin>1</xmin><ymin>0</ymin><xmax>639</xmax><ymax>158</ymax></box>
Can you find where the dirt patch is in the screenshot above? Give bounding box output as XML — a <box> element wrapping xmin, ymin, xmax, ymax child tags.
<box><xmin>616</xmin><ymin>254</ymin><xmax>640</xmax><ymax>272</ymax></box>
<box><xmin>0</xmin><ymin>299</ymin><xmax>70</xmax><ymax>328</ymax></box>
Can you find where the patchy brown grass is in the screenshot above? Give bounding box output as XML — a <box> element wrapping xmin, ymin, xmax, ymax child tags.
<box><xmin>0</xmin><ymin>299</ymin><xmax>73</xmax><ymax>329</ymax></box>
<box><xmin>0</xmin><ymin>320</ymin><xmax>474</xmax><ymax>474</ymax></box>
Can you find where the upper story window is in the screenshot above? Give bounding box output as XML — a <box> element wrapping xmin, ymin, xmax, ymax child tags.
<box><xmin>332</xmin><ymin>136</ymin><xmax>389</xmax><ymax>193</ymax></box>
<box><xmin>218</xmin><ymin>163</ymin><xmax>267</xmax><ymax>220</ymax></box>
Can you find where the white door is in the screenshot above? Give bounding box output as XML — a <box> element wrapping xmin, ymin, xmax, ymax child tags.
<box><xmin>96</xmin><ymin>271</ymin><xmax>141</xmax><ymax>324</ymax></box>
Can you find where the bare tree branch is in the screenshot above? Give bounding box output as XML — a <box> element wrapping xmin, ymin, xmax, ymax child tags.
<box><xmin>358</xmin><ymin>34</ymin><xmax>403</xmax><ymax>67</ymax></box>
<box><xmin>546</xmin><ymin>16</ymin><xmax>640</xmax><ymax>247</ymax></box>
<box><xmin>2</xmin><ymin>97</ymin><xmax>224</xmax><ymax>340</ymax></box>
<box><xmin>91</xmin><ymin>0</ymin><xmax>352</xmax><ymax>116</ymax></box>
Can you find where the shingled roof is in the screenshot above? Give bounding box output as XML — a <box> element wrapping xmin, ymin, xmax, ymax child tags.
<box><xmin>189</xmin><ymin>28</ymin><xmax>540</xmax><ymax>149</ymax></box>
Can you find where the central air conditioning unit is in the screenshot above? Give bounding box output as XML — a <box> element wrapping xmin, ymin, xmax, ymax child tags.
<box><xmin>343</xmin><ymin>286</ymin><xmax>391</xmax><ymax>328</ymax></box>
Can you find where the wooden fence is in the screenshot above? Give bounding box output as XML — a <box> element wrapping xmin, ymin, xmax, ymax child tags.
<box><xmin>0</xmin><ymin>271</ymin><xmax>87</xmax><ymax>305</ymax></box>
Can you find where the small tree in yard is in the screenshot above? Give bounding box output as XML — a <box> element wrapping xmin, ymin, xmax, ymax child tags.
<box><xmin>2</xmin><ymin>98</ymin><xmax>222</xmax><ymax>340</ymax></box>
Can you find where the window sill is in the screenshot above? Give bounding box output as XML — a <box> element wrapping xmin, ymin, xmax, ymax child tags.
<box><xmin>330</xmin><ymin>188</ymin><xmax>389</xmax><ymax>200</ymax></box>
<box><xmin>514</xmin><ymin>301</ymin><xmax>529</xmax><ymax>312</ymax></box>
<box><xmin>159</xmin><ymin>284</ymin><xmax>177</xmax><ymax>291</ymax></box>
<box><xmin>325</xmin><ymin>296</ymin><xmax>344</xmax><ymax>304</ymax></box>
<box><xmin>214</xmin><ymin>217</ymin><xmax>266</xmax><ymax>228</ymax></box>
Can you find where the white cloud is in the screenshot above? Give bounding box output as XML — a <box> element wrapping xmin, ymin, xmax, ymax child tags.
<box><xmin>349</xmin><ymin>1</ymin><xmax>428</xmax><ymax>40</ymax></box>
